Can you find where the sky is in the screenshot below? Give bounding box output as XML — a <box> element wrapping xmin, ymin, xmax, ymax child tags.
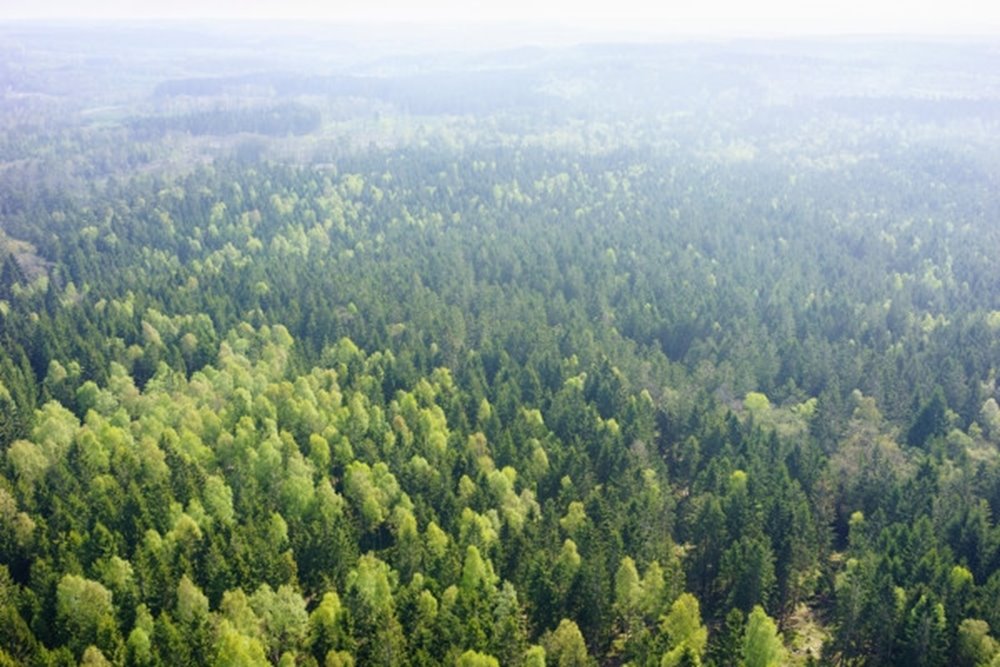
<box><xmin>3</xmin><ymin>0</ymin><xmax>1000</xmax><ymax>35</ymax></box>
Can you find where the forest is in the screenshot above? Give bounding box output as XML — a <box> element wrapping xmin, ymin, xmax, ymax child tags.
<box><xmin>0</xmin><ymin>22</ymin><xmax>999</xmax><ymax>667</ymax></box>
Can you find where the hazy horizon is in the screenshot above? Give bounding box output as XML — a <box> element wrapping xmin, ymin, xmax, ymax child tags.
<box><xmin>2</xmin><ymin>0</ymin><xmax>1000</xmax><ymax>38</ymax></box>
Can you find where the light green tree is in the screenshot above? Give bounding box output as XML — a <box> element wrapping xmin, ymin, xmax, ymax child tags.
<box><xmin>176</xmin><ymin>575</ymin><xmax>209</xmax><ymax>625</ymax></box>
<box><xmin>457</xmin><ymin>649</ymin><xmax>501</xmax><ymax>667</ymax></box>
<box><xmin>742</xmin><ymin>606</ymin><xmax>785</xmax><ymax>667</ymax></box>
<box><xmin>325</xmin><ymin>650</ymin><xmax>355</xmax><ymax>666</ymax></box>
<box><xmin>56</xmin><ymin>574</ymin><xmax>118</xmax><ymax>658</ymax></box>
<box><xmin>544</xmin><ymin>619</ymin><xmax>591</xmax><ymax>667</ymax></box>
<box><xmin>346</xmin><ymin>554</ymin><xmax>405</xmax><ymax>665</ymax></box>
<box><xmin>80</xmin><ymin>646</ymin><xmax>112</xmax><ymax>666</ymax></box>
<box><xmin>214</xmin><ymin>620</ymin><xmax>269</xmax><ymax>667</ymax></box>
<box><xmin>660</xmin><ymin>593</ymin><xmax>708</xmax><ymax>667</ymax></box>
<box><xmin>309</xmin><ymin>591</ymin><xmax>349</xmax><ymax>660</ymax></box>
<box><xmin>956</xmin><ymin>619</ymin><xmax>997</xmax><ymax>667</ymax></box>
<box><xmin>524</xmin><ymin>645</ymin><xmax>547</xmax><ymax>667</ymax></box>
<box><xmin>250</xmin><ymin>583</ymin><xmax>309</xmax><ymax>661</ymax></box>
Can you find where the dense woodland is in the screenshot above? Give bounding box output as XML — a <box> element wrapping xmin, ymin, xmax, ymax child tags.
<box><xmin>1</xmin><ymin>24</ymin><xmax>999</xmax><ymax>667</ymax></box>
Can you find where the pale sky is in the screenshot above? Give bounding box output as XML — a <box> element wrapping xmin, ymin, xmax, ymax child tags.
<box><xmin>3</xmin><ymin>0</ymin><xmax>1000</xmax><ymax>34</ymax></box>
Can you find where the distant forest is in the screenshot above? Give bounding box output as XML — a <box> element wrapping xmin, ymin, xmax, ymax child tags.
<box><xmin>0</xmin><ymin>24</ymin><xmax>999</xmax><ymax>667</ymax></box>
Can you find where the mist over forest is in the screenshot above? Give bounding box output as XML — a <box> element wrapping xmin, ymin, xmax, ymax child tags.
<box><xmin>1</xmin><ymin>22</ymin><xmax>999</xmax><ymax>667</ymax></box>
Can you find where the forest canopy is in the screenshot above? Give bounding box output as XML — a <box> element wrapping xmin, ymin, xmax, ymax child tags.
<box><xmin>0</xmin><ymin>23</ymin><xmax>999</xmax><ymax>667</ymax></box>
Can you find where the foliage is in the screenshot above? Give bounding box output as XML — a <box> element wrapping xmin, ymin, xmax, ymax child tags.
<box><xmin>0</xmin><ymin>27</ymin><xmax>998</xmax><ymax>667</ymax></box>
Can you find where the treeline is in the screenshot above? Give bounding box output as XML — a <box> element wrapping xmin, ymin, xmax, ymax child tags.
<box><xmin>127</xmin><ymin>104</ymin><xmax>321</xmax><ymax>138</ymax></box>
<box><xmin>152</xmin><ymin>71</ymin><xmax>552</xmax><ymax>116</ymax></box>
